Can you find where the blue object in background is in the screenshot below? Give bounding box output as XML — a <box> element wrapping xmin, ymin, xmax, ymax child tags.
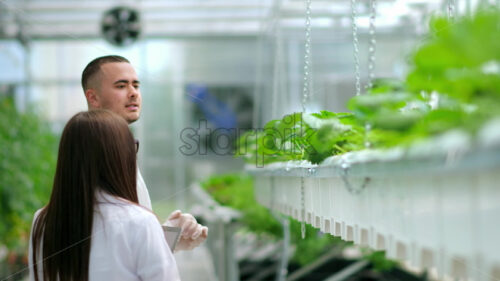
<box><xmin>186</xmin><ymin>84</ymin><xmax>237</xmax><ymax>129</ymax></box>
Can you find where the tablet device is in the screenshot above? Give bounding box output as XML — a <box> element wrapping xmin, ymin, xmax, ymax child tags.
<box><xmin>162</xmin><ymin>225</ymin><xmax>182</xmax><ymax>251</ymax></box>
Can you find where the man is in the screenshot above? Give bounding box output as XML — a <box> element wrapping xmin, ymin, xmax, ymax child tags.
<box><xmin>81</xmin><ymin>55</ymin><xmax>207</xmax><ymax>252</ymax></box>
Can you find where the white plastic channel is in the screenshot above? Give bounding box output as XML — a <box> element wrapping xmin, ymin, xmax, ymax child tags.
<box><xmin>252</xmin><ymin>162</ymin><xmax>500</xmax><ymax>280</ymax></box>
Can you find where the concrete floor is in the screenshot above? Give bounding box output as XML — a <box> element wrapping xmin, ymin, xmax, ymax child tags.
<box><xmin>175</xmin><ymin>243</ymin><xmax>218</xmax><ymax>281</ymax></box>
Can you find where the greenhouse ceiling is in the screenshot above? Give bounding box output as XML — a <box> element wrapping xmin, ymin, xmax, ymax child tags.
<box><xmin>0</xmin><ymin>0</ymin><xmax>443</xmax><ymax>40</ymax></box>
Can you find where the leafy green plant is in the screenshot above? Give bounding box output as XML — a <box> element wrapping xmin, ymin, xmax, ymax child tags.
<box><xmin>228</xmin><ymin>8</ymin><xmax>500</xmax><ymax>276</ymax></box>
<box><xmin>362</xmin><ymin>250</ymin><xmax>398</xmax><ymax>272</ymax></box>
<box><xmin>406</xmin><ymin>8</ymin><xmax>500</xmax><ymax>134</ymax></box>
<box><xmin>0</xmin><ymin>97</ymin><xmax>57</xmax><ymax>258</ymax></box>
<box><xmin>236</xmin><ymin>112</ymin><xmax>365</xmax><ymax>165</ymax></box>
<box><xmin>407</xmin><ymin>9</ymin><xmax>500</xmax><ymax>104</ymax></box>
<box><xmin>236</xmin><ymin>113</ymin><xmax>309</xmax><ymax>165</ymax></box>
<box><xmin>201</xmin><ymin>173</ymin><xmax>346</xmax><ymax>265</ymax></box>
<box><xmin>237</xmin><ymin>8</ymin><xmax>500</xmax><ymax>165</ymax></box>
<box><xmin>201</xmin><ymin>173</ymin><xmax>283</xmax><ymax>236</ymax></box>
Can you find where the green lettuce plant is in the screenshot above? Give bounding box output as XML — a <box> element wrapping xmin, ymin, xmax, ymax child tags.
<box><xmin>237</xmin><ymin>8</ymin><xmax>500</xmax><ymax>165</ymax></box>
<box><xmin>0</xmin><ymin>97</ymin><xmax>57</xmax><ymax>263</ymax></box>
<box><xmin>201</xmin><ymin>173</ymin><xmax>346</xmax><ymax>265</ymax></box>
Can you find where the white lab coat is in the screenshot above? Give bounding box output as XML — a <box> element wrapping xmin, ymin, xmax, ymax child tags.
<box><xmin>29</xmin><ymin>192</ymin><xmax>180</xmax><ymax>281</ymax></box>
<box><xmin>137</xmin><ymin>168</ymin><xmax>152</xmax><ymax>210</ymax></box>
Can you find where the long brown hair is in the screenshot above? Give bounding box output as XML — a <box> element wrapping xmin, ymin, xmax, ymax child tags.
<box><xmin>31</xmin><ymin>109</ymin><xmax>138</xmax><ymax>281</ymax></box>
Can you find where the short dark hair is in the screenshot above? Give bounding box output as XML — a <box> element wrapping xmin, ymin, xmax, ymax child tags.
<box><xmin>81</xmin><ymin>55</ymin><xmax>130</xmax><ymax>91</ymax></box>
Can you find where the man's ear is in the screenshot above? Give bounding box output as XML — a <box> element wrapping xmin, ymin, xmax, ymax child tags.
<box><xmin>85</xmin><ymin>88</ymin><xmax>100</xmax><ymax>109</ymax></box>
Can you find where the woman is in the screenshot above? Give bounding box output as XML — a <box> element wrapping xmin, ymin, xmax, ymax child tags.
<box><xmin>29</xmin><ymin>110</ymin><xmax>180</xmax><ymax>281</ymax></box>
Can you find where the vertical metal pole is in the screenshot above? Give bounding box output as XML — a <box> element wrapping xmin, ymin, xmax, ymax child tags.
<box><xmin>21</xmin><ymin>42</ymin><xmax>31</xmax><ymax>113</ymax></box>
<box><xmin>271</xmin><ymin>177</ymin><xmax>290</xmax><ymax>281</ymax></box>
<box><xmin>275</xmin><ymin>218</ymin><xmax>290</xmax><ymax>281</ymax></box>
<box><xmin>225</xmin><ymin>222</ymin><xmax>240</xmax><ymax>281</ymax></box>
<box><xmin>253</xmin><ymin>1</ymin><xmax>266</xmax><ymax>128</ymax></box>
<box><xmin>19</xmin><ymin>0</ymin><xmax>31</xmax><ymax>113</ymax></box>
<box><xmin>288</xmin><ymin>39</ymin><xmax>300</xmax><ymax>112</ymax></box>
<box><xmin>172</xmin><ymin>44</ymin><xmax>187</xmax><ymax>210</ymax></box>
<box><xmin>271</xmin><ymin>0</ymin><xmax>282</xmax><ymax>120</ymax></box>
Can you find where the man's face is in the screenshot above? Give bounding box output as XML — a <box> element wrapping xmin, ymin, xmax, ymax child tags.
<box><xmin>88</xmin><ymin>62</ymin><xmax>141</xmax><ymax>124</ymax></box>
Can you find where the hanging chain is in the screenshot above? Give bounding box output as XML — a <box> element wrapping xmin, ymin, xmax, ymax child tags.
<box><xmin>351</xmin><ymin>0</ymin><xmax>361</xmax><ymax>96</ymax></box>
<box><xmin>352</xmin><ymin>0</ymin><xmax>378</xmax><ymax>95</ymax></box>
<box><xmin>367</xmin><ymin>0</ymin><xmax>377</xmax><ymax>90</ymax></box>
<box><xmin>301</xmin><ymin>1</ymin><xmax>311</xmax><ymax>239</ymax></box>
<box><xmin>350</xmin><ymin>0</ymin><xmax>378</xmax><ymax>148</ymax></box>
<box><xmin>302</xmin><ymin>0</ymin><xmax>312</xmax><ymax>112</ymax></box>
<box><xmin>365</xmin><ymin>0</ymin><xmax>377</xmax><ymax>149</ymax></box>
<box><xmin>301</xmin><ymin>176</ymin><xmax>306</xmax><ymax>239</ymax></box>
<box><xmin>364</xmin><ymin>123</ymin><xmax>372</xmax><ymax>148</ymax></box>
